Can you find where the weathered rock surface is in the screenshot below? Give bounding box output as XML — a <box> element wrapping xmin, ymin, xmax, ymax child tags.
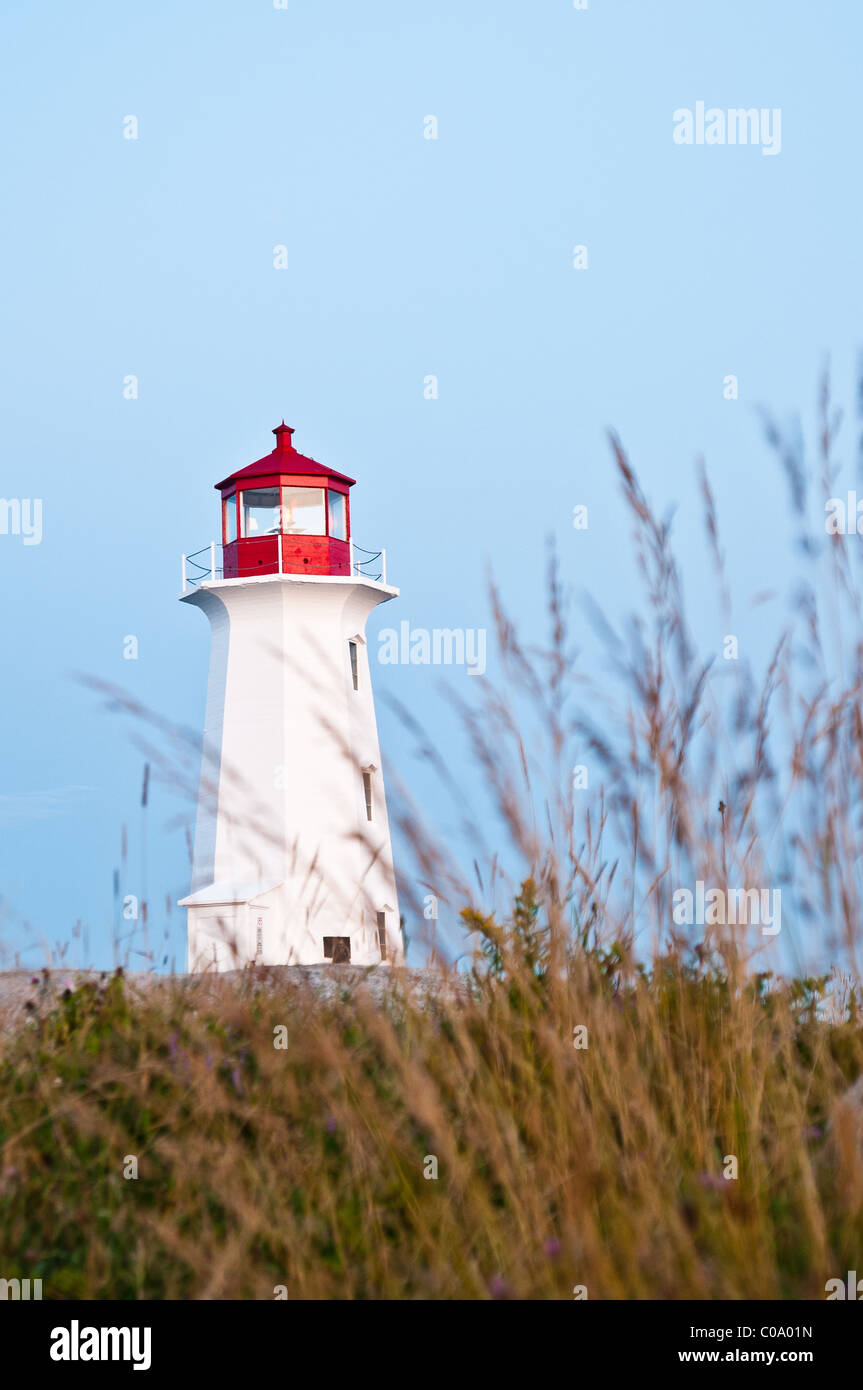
<box><xmin>0</xmin><ymin>964</ymin><xmax>470</xmax><ymax>1037</ymax></box>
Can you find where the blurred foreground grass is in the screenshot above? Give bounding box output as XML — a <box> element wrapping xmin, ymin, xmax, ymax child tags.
<box><xmin>0</xmin><ymin>931</ymin><xmax>861</xmax><ymax>1300</ymax></box>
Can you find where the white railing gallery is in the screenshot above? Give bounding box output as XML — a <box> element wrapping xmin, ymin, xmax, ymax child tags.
<box><xmin>181</xmin><ymin>543</ymin><xmax>223</xmax><ymax>593</ymax></box>
<box><xmin>350</xmin><ymin>541</ymin><xmax>387</xmax><ymax>584</ymax></box>
<box><xmin>181</xmin><ymin>540</ymin><xmax>387</xmax><ymax>593</ymax></box>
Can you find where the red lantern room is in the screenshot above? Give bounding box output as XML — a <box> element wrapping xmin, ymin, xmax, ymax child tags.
<box><xmin>216</xmin><ymin>423</ymin><xmax>355</xmax><ymax>579</ymax></box>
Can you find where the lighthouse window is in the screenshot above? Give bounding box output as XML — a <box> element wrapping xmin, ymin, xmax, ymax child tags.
<box><xmin>363</xmin><ymin>771</ymin><xmax>373</xmax><ymax>821</ymax></box>
<box><xmin>328</xmin><ymin>490</ymin><xmax>347</xmax><ymax>540</ymax></box>
<box><xmin>241</xmin><ymin>488</ymin><xmax>281</xmax><ymax>537</ymax></box>
<box><xmin>377</xmin><ymin>911</ymin><xmax>387</xmax><ymax>960</ymax></box>
<box><xmin>223</xmin><ymin>494</ymin><xmax>237</xmax><ymax>544</ymax></box>
<box><xmin>349</xmin><ymin>641</ymin><xmax>359</xmax><ymax>690</ymax></box>
<box><xmin>281</xmin><ymin>486</ymin><xmax>326</xmax><ymax>536</ymax></box>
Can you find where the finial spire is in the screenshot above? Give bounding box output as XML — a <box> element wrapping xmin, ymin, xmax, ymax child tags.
<box><xmin>273</xmin><ymin>421</ymin><xmax>295</xmax><ymax>452</ymax></box>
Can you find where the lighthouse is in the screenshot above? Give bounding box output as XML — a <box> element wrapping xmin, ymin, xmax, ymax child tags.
<box><xmin>178</xmin><ymin>422</ymin><xmax>403</xmax><ymax>972</ymax></box>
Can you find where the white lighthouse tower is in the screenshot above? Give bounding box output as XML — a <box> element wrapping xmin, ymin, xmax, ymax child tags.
<box><xmin>179</xmin><ymin>422</ymin><xmax>403</xmax><ymax>972</ymax></box>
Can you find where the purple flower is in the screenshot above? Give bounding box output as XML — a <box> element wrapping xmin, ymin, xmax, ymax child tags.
<box><xmin>488</xmin><ymin>1275</ymin><xmax>511</xmax><ymax>1300</ymax></box>
<box><xmin>543</xmin><ymin>1238</ymin><xmax>562</xmax><ymax>1259</ymax></box>
<box><xmin>231</xmin><ymin>1067</ymin><xmax>242</xmax><ymax>1095</ymax></box>
<box><xmin>696</xmin><ymin>1172</ymin><xmax>726</xmax><ymax>1192</ymax></box>
<box><xmin>168</xmin><ymin>1032</ymin><xmax>178</xmax><ymax>1058</ymax></box>
<box><xmin>326</xmin><ymin>1116</ymin><xmax>337</xmax><ymax>1133</ymax></box>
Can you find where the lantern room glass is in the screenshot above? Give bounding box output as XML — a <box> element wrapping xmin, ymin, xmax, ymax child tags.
<box><xmin>241</xmin><ymin>488</ymin><xmax>281</xmax><ymax>537</ymax></box>
<box><xmin>223</xmin><ymin>494</ymin><xmax>237</xmax><ymax>544</ymax></box>
<box><xmin>328</xmin><ymin>490</ymin><xmax>347</xmax><ymax>540</ymax></box>
<box><xmin>281</xmin><ymin>486</ymin><xmax>326</xmax><ymax>535</ymax></box>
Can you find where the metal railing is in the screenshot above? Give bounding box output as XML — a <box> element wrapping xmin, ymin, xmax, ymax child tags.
<box><xmin>180</xmin><ymin>539</ymin><xmax>388</xmax><ymax>592</ymax></box>
<box><xmin>181</xmin><ymin>543</ymin><xmax>223</xmax><ymax>593</ymax></box>
<box><xmin>350</xmin><ymin>542</ymin><xmax>387</xmax><ymax>584</ymax></box>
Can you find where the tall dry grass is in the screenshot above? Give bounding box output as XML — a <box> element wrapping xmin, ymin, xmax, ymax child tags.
<box><xmin>0</xmin><ymin>948</ymin><xmax>860</xmax><ymax>1299</ymax></box>
<box><xmin>2</xmin><ymin>378</ymin><xmax>863</xmax><ymax>1298</ymax></box>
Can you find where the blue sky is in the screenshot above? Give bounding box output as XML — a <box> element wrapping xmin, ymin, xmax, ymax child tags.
<box><xmin>0</xmin><ymin>0</ymin><xmax>861</xmax><ymax>970</ymax></box>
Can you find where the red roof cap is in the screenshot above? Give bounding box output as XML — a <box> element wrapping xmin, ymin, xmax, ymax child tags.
<box><xmin>215</xmin><ymin>424</ymin><xmax>356</xmax><ymax>490</ymax></box>
<box><xmin>272</xmin><ymin>421</ymin><xmax>295</xmax><ymax>451</ymax></box>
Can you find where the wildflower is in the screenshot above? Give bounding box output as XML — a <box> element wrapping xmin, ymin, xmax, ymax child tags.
<box><xmin>488</xmin><ymin>1275</ymin><xmax>512</xmax><ymax>1300</ymax></box>
<box><xmin>696</xmin><ymin>1172</ymin><xmax>726</xmax><ymax>1192</ymax></box>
